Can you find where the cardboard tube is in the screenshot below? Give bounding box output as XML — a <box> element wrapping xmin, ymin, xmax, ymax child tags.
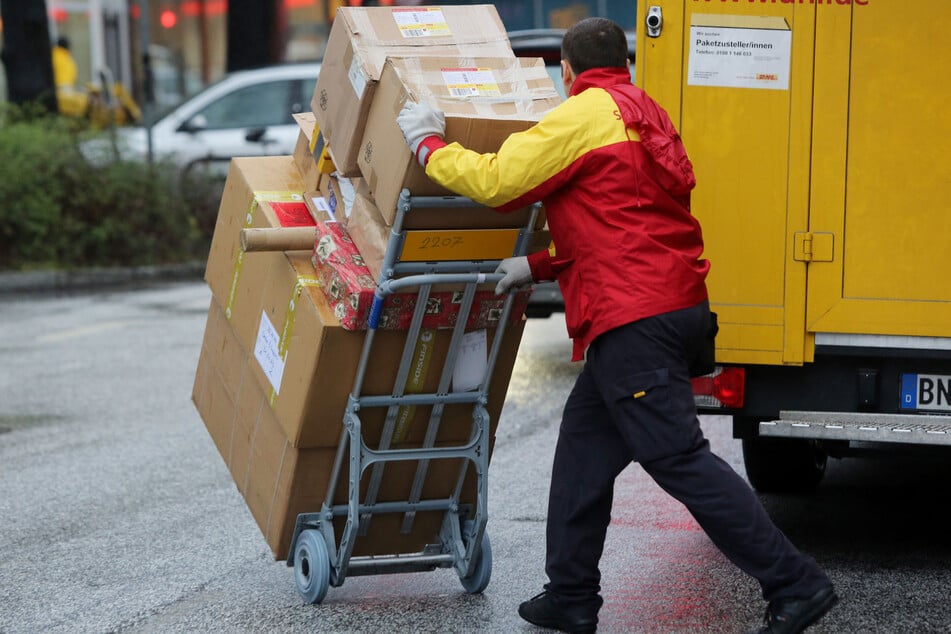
<box><xmin>240</xmin><ymin>227</ymin><xmax>317</xmax><ymax>253</ymax></box>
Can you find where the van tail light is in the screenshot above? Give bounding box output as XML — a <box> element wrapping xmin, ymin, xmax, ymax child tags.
<box><xmin>691</xmin><ymin>366</ymin><xmax>745</xmax><ymax>408</ymax></box>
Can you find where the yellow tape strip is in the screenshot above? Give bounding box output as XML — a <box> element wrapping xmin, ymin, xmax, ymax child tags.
<box><xmin>269</xmin><ymin>275</ymin><xmax>321</xmax><ymax>407</ymax></box>
<box><xmin>224</xmin><ymin>191</ymin><xmax>306</xmax><ymax>321</ymax></box>
<box><xmin>308</xmin><ymin>121</ymin><xmax>336</xmax><ymax>174</ymax></box>
<box><xmin>393</xmin><ymin>329</ymin><xmax>436</xmax><ymax>444</ymax></box>
<box><xmin>400</xmin><ymin>228</ymin><xmax>520</xmax><ymax>262</ymax></box>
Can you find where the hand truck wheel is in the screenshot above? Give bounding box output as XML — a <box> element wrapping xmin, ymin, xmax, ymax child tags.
<box><xmin>459</xmin><ymin>528</ymin><xmax>492</xmax><ymax>594</ymax></box>
<box><xmin>294</xmin><ymin>529</ymin><xmax>330</xmax><ymax>604</ymax></box>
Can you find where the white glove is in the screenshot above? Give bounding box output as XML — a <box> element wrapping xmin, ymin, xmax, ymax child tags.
<box><xmin>494</xmin><ymin>256</ymin><xmax>533</xmax><ymax>295</ymax></box>
<box><xmin>396</xmin><ymin>101</ymin><xmax>445</xmax><ymax>166</ymax></box>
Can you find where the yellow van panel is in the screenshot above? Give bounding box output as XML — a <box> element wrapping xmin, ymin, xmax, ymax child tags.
<box><xmin>640</xmin><ymin>1</ymin><xmax>951</xmax><ymax>366</ymax></box>
<box><xmin>807</xmin><ymin>0</ymin><xmax>951</xmax><ymax>336</ymax></box>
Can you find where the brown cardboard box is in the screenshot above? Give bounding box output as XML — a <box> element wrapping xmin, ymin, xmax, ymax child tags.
<box><xmin>358</xmin><ymin>56</ymin><xmax>562</xmax><ymax>220</ymax></box>
<box><xmin>205</xmin><ymin>156</ymin><xmax>526</xmax><ymax>448</ymax></box>
<box><xmin>249</xmin><ymin>251</ymin><xmax>525</xmax><ymax>448</ymax></box>
<box><xmin>292</xmin><ymin>112</ymin><xmax>338</xmax><ymax>193</ymax></box>
<box><xmin>316</xmin><ymin>171</ymin><xmax>370</xmax><ymax>226</ymax></box>
<box><xmin>193</xmin><ymin>300</ymin><xmax>483</xmax><ymax>560</ymax></box>
<box><xmin>345</xmin><ymin>184</ymin><xmax>554</xmax><ymax>283</ymax></box>
<box><xmin>311</xmin><ymin>5</ymin><xmax>513</xmax><ymax>176</ymax></box>
<box><xmin>205</xmin><ymin>156</ymin><xmax>313</xmax><ymax>348</ymax></box>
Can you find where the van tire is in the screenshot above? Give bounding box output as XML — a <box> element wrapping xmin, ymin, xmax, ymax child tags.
<box><xmin>742</xmin><ymin>434</ymin><xmax>827</xmax><ymax>493</ymax></box>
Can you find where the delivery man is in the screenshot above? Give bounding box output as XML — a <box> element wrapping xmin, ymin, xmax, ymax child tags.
<box><xmin>396</xmin><ymin>16</ymin><xmax>837</xmax><ymax>634</ymax></box>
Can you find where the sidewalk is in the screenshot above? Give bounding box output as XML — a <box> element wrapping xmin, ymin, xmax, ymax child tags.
<box><xmin>0</xmin><ymin>261</ymin><xmax>206</xmax><ymax>295</ymax></box>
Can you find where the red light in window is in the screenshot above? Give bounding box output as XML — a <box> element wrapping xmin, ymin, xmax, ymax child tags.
<box><xmin>160</xmin><ymin>10</ymin><xmax>177</xmax><ymax>28</ymax></box>
<box><xmin>284</xmin><ymin>0</ymin><xmax>315</xmax><ymax>8</ymax></box>
<box><xmin>130</xmin><ymin>5</ymin><xmax>141</xmax><ymax>19</ymax></box>
<box><xmin>182</xmin><ymin>0</ymin><xmax>227</xmax><ymax>16</ymax></box>
<box><xmin>52</xmin><ymin>8</ymin><xmax>69</xmax><ymax>22</ymax></box>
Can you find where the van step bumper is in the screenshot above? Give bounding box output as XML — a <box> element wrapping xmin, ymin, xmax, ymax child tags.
<box><xmin>760</xmin><ymin>411</ymin><xmax>951</xmax><ymax>446</ymax></box>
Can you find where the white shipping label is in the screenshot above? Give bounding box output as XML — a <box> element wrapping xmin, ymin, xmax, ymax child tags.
<box><xmin>348</xmin><ymin>56</ymin><xmax>367</xmax><ymax>99</ymax></box>
<box><xmin>452</xmin><ymin>329</ymin><xmax>488</xmax><ymax>393</ymax></box>
<box><xmin>688</xmin><ymin>25</ymin><xmax>792</xmax><ymax>90</ymax></box>
<box><xmin>311</xmin><ymin>195</ymin><xmax>333</xmax><ymax>222</ymax></box>
<box><xmin>392</xmin><ymin>7</ymin><xmax>451</xmax><ymax>38</ymax></box>
<box><xmin>441</xmin><ymin>68</ymin><xmax>501</xmax><ymax>98</ymax></box>
<box><xmin>254</xmin><ymin>310</ymin><xmax>285</xmax><ymax>394</ymax></box>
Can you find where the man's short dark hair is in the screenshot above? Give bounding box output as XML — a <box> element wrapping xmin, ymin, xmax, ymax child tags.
<box><xmin>561</xmin><ymin>17</ymin><xmax>628</xmax><ymax>75</ymax></box>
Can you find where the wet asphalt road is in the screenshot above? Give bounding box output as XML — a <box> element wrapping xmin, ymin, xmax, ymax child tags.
<box><xmin>1</xmin><ymin>279</ymin><xmax>950</xmax><ymax>633</ymax></box>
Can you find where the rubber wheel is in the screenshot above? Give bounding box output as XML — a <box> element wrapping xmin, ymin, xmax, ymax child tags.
<box><xmin>294</xmin><ymin>529</ymin><xmax>331</xmax><ymax>604</ymax></box>
<box><xmin>742</xmin><ymin>435</ymin><xmax>827</xmax><ymax>494</ymax></box>
<box><xmin>459</xmin><ymin>530</ymin><xmax>492</xmax><ymax>594</ymax></box>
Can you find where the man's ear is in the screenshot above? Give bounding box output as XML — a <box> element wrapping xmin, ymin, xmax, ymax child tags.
<box><xmin>561</xmin><ymin>59</ymin><xmax>574</xmax><ymax>93</ymax></box>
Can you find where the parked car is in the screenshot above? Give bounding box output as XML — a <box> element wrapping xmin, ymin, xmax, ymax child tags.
<box><xmin>85</xmin><ymin>62</ymin><xmax>320</xmax><ymax>176</ymax></box>
<box><xmin>507</xmin><ymin>30</ymin><xmax>635</xmax><ymax>317</ymax></box>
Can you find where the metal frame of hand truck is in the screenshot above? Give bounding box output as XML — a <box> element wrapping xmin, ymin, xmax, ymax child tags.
<box><xmin>286</xmin><ymin>188</ymin><xmax>541</xmax><ymax>604</ymax></box>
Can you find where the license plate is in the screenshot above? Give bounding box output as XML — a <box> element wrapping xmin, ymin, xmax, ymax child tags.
<box><xmin>900</xmin><ymin>373</ymin><xmax>951</xmax><ymax>411</ymax></box>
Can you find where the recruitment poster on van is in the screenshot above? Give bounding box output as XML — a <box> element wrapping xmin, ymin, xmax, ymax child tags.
<box><xmin>688</xmin><ymin>22</ymin><xmax>792</xmax><ymax>90</ymax></box>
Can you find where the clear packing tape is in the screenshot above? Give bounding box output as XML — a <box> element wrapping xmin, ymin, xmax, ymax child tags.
<box><xmin>347</xmin><ymin>5</ymin><xmax>511</xmax><ymax>54</ymax></box>
<box><xmin>392</xmin><ymin>55</ymin><xmax>562</xmax><ymax>119</ymax></box>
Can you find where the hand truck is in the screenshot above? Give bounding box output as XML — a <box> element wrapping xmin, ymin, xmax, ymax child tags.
<box><xmin>286</xmin><ymin>188</ymin><xmax>541</xmax><ymax>603</ymax></box>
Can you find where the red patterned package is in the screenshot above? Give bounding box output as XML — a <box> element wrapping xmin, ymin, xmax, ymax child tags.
<box><xmin>311</xmin><ymin>220</ymin><xmax>529</xmax><ymax>331</ymax></box>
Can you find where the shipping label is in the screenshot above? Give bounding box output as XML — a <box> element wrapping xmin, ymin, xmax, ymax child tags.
<box><xmin>392</xmin><ymin>7</ymin><xmax>451</xmax><ymax>38</ymax></box>
<box><xmin>453</xmin><ymin>329</ymin><xmax>488</xmax><ymax>392</ymax></box>
<box><xmin>441</xmin><ymin>68</ymin><xmax>501</xmax><ymax>98</ymax></box>
<box><xmin>254</xmin><ymin>310</ymin><xmax>285</xmax><ymax>394</ymax></box>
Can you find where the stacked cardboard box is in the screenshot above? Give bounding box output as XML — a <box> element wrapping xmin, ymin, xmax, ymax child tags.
<box><xmin>192</xmin><ymin>4</ymin><xmax>563</xmax><ymax>562</ymax></box>
<box><xmin>302</xmin><ymin>5</ymin><xmax>561</xmax><ymax>284</ymax></box>
<box><xmin>193</xmin><ymin>156</ymin><xmax>525</xmax><ymax>559</ymax></box>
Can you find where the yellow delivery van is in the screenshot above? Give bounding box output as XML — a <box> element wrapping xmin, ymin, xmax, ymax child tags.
<box><xmin>636</xmin><ymin>0</ymin><xmax>951</xmax><ymax>491</ymax></box>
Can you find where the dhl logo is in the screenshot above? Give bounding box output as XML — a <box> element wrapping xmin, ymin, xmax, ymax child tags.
<box><xmin>757</xmin><ymin>73</ymin><xmax>779</xmax><ymax>81</ymax></box>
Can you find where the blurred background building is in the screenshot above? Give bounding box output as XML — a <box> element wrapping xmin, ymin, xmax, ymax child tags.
<box><xmin>0</xmin><ymin>1</ymin><xmax>637</xmax><ymax>118</ymax></box>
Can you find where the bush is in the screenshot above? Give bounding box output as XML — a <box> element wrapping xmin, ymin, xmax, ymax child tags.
<box><xmin>0</xmin><ymin>107</ymin><xmax>220</xmax><ymax>271</ymax></box>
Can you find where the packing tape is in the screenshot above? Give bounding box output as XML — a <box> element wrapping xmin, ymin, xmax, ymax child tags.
<box><xmin>268</xmin><ymin>274</ymin><xmax>321</xmax><ymax>408</ymax></box>
<box><xmin>392</xmin><ymin>328</ymin><xmax>436</xmax><ymax>444</ymax></box>
<box><xmin>225</xmin><ymin>191</ymin><xmax>306</xmax><ymax>321</ymax></box>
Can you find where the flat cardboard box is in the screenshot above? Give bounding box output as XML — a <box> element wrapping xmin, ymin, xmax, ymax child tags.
<box><xmin>205</xmin><ymin>156</ymin><xmax>525</xmax><ymax>448</ymax></box>
<box><xmin>311</xmin><ymin>5</ymin><xmax>513</xmax><ymax>176</ymax></box>
<box><xmin>193</xmin><ymin>300</ymin><xmax>482</xmax><ymax>560</ymax></box>
<box><xmin>345</xmin><ymin>185</ymin><xmax>554</xmax><ymax>283</ymax></box>
<box><xmin>292</xmin><ymin>112</ymin><xmax>337</xmax><ymax>193</ymax></box>
<box><xmin>358</xmin><ymin>56</ymin><xmax>562</xmax><ymax>220</ymax></box>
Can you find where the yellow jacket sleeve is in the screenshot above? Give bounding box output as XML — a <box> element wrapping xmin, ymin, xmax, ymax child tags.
<box><xmin>424</xmin><ymin>89</ymin><xmax>628</xmax><ymax>211</ymax></box>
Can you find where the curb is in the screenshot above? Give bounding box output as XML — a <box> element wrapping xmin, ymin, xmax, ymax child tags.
<box><xmin>0</xmin><ymin>261</ymin><xmax>206</xmax><ymax>295</ymax></box>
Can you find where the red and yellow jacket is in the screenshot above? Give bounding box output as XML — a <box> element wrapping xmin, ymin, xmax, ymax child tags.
<box><xmin>419</xmin><ymin>66</ymin><xmax>710</xmax><ymax>361</ymax></box>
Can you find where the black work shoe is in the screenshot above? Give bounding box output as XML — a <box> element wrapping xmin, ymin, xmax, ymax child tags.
<box><xmin>755</xmin><ymin>586</ymin><xmax>838</xmax><ymax>633</ymax></box>
<box><xmin>518</xmin><ymin>591</ymin><xmax>598</xmax><ymax>633</ymax></box>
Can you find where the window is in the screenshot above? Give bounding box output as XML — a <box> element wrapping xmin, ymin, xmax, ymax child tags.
<box><xmin>197</xmin><ymin>79</ymin><xmax>297</xmax><ymax>129</ymax></box>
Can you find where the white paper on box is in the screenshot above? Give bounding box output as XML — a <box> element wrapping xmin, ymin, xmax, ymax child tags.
<box><xmin>254</xmin><ymin>310</ymin><xmax>285</xmax><ymax>393</ymax></box>
<box><xmin>311</xmin><ymin>195</ymin><xmax>334</xmax><ymax>222</ymax></box>
<box><xmin>452</xmin><ymin>329</ymin><xmax>487</xmax><ymax>392</ymax></box>
<box><xmin>392</xmin><ymin>7</ymin><xmax>450</xmax><ymax>38</ymax></box>
<box><xmin>348</xmin><ymin>55</ymin><xmax>368</xmax><ymax>99</ymax></box>
<box><xmin>441</xmin><ymin>68</ymin><xmax>502</xmax><ymax>98</ymax></box>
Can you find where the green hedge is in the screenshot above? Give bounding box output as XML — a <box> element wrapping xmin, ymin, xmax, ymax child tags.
<box><xmin>0</xmin><ymin>108</ymin><xmax>220</xmax><ymax>271</ymax></box>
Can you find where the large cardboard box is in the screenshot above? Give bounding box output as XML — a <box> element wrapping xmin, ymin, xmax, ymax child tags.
<box><xmin>205</xmin><ymin>156</ymin><xmax>315</xmax><ymax>348</ymax></box>
<box><xmin>311</xmin><ymin>5</ymin><xmax>513</xmax><ymax>176</ymax></box>
<box><xmin>358</xmin><ymin>55</ymin><xmax>563</xmax><ymax>219</ymax></box>
<box><xmin>193</xmin><ymin>300</ymin><xmax>483</xmax><ymax>560</ymax></box>
<box><xmin>205</xmin><ymin>156</ymin><xmax>526</xmax><ymax>449</ymax></box>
